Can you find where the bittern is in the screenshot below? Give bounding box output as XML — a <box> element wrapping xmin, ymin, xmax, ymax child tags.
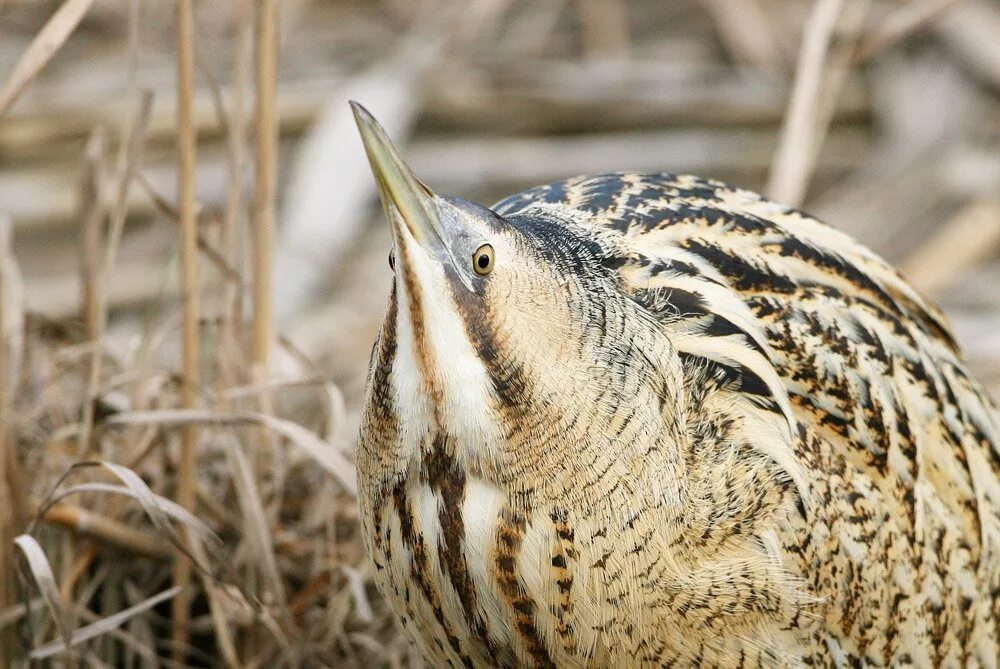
<box><xmin>352</xmin><ymin>102</ymin><xmax>1000</xmax><ymax>667</ymax></box>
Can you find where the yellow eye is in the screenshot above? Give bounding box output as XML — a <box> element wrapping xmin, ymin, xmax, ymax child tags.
<box><xmin>472</xmin><ymin>244</ymin><xmax>495</xmax><ymax>275</ymax></box>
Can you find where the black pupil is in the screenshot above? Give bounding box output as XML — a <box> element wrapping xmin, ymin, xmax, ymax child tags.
<box><xmin>388</xmin><ymin>252</ymin><xmax>395</xmax><ymax>270</ymax></box>
<box><xmin>477</xmin><ymin>253</ymin><xmax>489</xmax><ymax>269</ymax></box>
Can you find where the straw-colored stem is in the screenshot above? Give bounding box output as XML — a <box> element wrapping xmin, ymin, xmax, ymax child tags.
<box><xmin>766</xmin><ymin>0</ymin><xmax>845</xmax><ymax>206</ymax></box>
<box><xmin>77</xmin><ymin>89</ymin><xmax>153</xmax><ymax>458</ymax></box>
<box><xmin>0</xmin><ymin>220</ymin><xmax>26</xmax><ymax>667</ymax></box>
<box><xmin>225</xmin><ymin>0</ymin><xmax>251</xmax><ymax>346</ymax></box>
<box><xmin>0</xmin><ymin>219</ymin><xmax>12</xmax><ymax>668</ymax></box>
<box><xmin>78</xmin><ymin>128</ymin><xmax>106</xmax><ymax>339</ymax></box>
<box><xmin>42</xmin><ymin>504</ymin><xmax>173</xmax><ymax>561</ymax></box>
<box><xmin>59</xmin><ymin>544</ymin><xmax>98</xmax><ymax>599</ymax></box>
<box><xmin>172</xmin><ymin>0</ymin><xmax>200</xmax><ymax>664</ymax></box>
<box><xmin>250</xmin><ymin>8</ymin><xmax>282</xmax><ymax>650</ymax></box>
<box><xmin>0</xmin><ymin>0</ymin><xmax>99</xmax><ymax>118</ymax></box>
<box><xmin>215</xmin><ymin>0</ymin><xmax>251</xmax><ymax>415</ymax></box>
<box><xmin>812</xmin><ymin>0</ymin><xmax>871</xmax><ymax>159</ymax></box>
<box><xmin>252</xmin><ymin>0</ymin><xmax>278</xmax><ymax>373</ymax></box>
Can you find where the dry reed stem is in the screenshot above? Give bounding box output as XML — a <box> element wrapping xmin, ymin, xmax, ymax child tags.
<box><xmin>0</xmin><ymin>0</ymin><xmax>99</xmax><ymax>117</ymax></box>
<box><xmin>766</xmin><ymin>0</ymin><xmax>845</xmax><ymax>205</ymax></box>
<box><xmin>78</xmin><ymin>127</ymin><xmax>107</xmax><ymax>339</ymax></box>
<box><xmin>250</xmin><ymin>3</ymin><xmax>282</xmax><ymax>653</ymax></box>
<box><xmin>223</xmin><ymin>0</ymin><xmax>251</xmax><ymax>376</ymax></box>
<box><xmin>0</xmin><ymin>222</ymin><xmax>7</xmax><ymax>669</ymax></box>
<box><xmin>172</xmin><ymin>0</ymin><xmax>200</xmax><ymax>663</ymax></box>
<box><xmin>252</xmin><ymin>0</ymin><xmax>278</xmax><ymax>372</ymax></box>
<box><xmin>811</xmin><ymin>0</ymin><xmax>871</xmax><ymax>170</ymax></box>
<box><xmin>30</xmin><ymin>463</ymin><xmax>222</xmax><ymax>569</ymax></box>
<box><xmin>59</xmin><ymin>545</ymin><xmax>98</xmax><ymax>599</ymax></box>
<box><xmin>0</xmin><ymin>599</ymin><xmax>43</xmax><ymax>633</ymax></box>
<box><xmin>77</xmin><ymin>90</ymin><xmax>153</xmax><ymax>457</ymax></box>
<box><xmin>0</xmin><ymin>214</ymin><xmax>27</xmax><ymax>531</ymax></box>
<box><xmin>0</xmin><ymin>216</ymin><xmax>14</xmax><ymax>667</ymax></box>
<box><xmin>63</xmin><ymin>95</ymin><xmax>150</xmax><ymax>619</ymax></box>
<box><xmin>40</xmin><ymin>504</ymin><xmax>173</xmax><ymax>560</ymax></box>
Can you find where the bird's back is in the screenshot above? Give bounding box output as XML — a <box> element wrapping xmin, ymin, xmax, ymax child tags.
<box><xmin>494</xmin><ymin>173</ymin><xmax>1000</xmax><ymax>665</ymax></box>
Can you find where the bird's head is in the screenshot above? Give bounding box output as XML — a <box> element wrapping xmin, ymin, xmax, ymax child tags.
<box><xmin>353</xmin><ymin>103</ymin><xmax>687</xmax><ymax>506</ymax></box>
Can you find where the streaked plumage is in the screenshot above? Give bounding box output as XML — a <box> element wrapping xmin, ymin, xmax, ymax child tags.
<box><xmin>352</xmin><ymin>104</ymin><xmax>1000</xmax><ymax>667</ymax></box>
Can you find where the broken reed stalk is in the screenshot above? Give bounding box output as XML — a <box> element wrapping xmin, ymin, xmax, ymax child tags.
<box><xmin>172</xmin><ymin>0</ymin><xmax>200</xmax><ymax>664</ymax></box>
<box><xmin>252</xmin><ymin>0</ymin><xmax>278</xmax><ymax>374</ymax></box>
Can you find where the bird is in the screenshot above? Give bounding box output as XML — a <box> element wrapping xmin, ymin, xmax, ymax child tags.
<box><xmin>350</xmin><ymin>101</ymin><xmax>1000</xmax><ymax>668</ymax></box>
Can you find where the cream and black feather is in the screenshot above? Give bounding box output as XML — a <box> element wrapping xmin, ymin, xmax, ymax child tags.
<box><xmin>352</xmin><ymin>104</ymin><xmax>1000</xmax><ymax>668</ymax></box>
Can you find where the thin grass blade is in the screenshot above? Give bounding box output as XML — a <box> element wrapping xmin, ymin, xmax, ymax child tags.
<box><xmin>223</xmin><ymin>438</ymin><xmax>286</xmax><ymax>608</ymax></box>
<box><xmin>13</xmin><ymin>535</ymin><xmax>73</xmax><ymax>656</ymax></box>
<box><xmin>108</xmin><ymin>409</ymin><xmax>358</xmax><ymax>495</ymax></box>
<box><xmin>28</xmin><ymin>587</ymin><xmax>181</xmax><ymax>660</ymax></box>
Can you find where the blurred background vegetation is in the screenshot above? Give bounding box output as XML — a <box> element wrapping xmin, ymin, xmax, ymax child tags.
<box><xmin>0</xmin><ymin>0</ymin><xmax>998</xmax><ymax>666</ymax></box>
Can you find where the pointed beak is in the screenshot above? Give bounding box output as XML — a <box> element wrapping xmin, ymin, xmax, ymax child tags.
<box><xmin>351</xmin><ymin>101</ymin><xmax>443</xmax><ymax>251</ymax></box>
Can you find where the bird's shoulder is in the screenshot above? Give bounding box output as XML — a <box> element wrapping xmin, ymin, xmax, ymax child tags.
<box><xmin>493</xmin><ymin>171</ymin><xmax>963</xmax><ymax>392</ymax></box>
<box><xmin>496</xmin><ymin>171</ymin><xmax>945</xmax><ymax>338</ymax></box>
<box><xmin>496</xmin><ymin>168</ymin><xmax>1000</xmax><ymax>562</ymax></box>
<box><xmin>495</xmin><ymin>173</ymin><xmax>1000</xmax><ymax>658</ymax></box>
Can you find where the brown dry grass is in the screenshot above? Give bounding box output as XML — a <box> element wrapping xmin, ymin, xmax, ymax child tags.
<box><xmin>0</xmin><ymin>0</ymin><xmax>998</xmax><ymax>667</ymax></box>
